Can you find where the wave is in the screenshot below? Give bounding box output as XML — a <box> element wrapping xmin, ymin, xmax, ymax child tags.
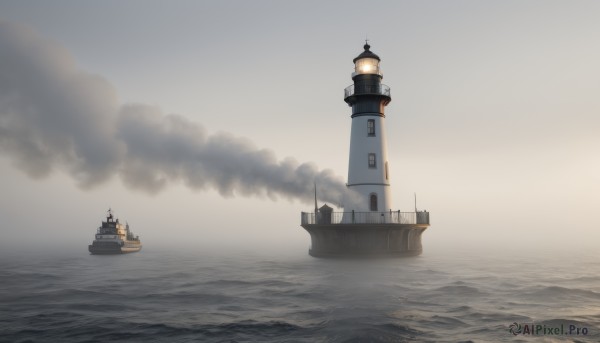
<box><xmin>4</xmin><ymin>318</ymin><xmax>308</xmax><ymax>343</ymax></box>
<box><xmin>432</xmin><ymin>285</ymin><xmax>484</xmax><ymax>295</ymax></box>
<box><xmin>341</xmin><ymin>323</ymin><xmax>422</xmax><ymax>342</ymax></box>
<box><xmin>519</xmin><ymin>285</ymin><xmax>600</xmax><ymax>301</ymax></box>
<box><xmin>203</xmin><ymin>279</ymin><xmax>297</xmax><ymax>288</ymax></box>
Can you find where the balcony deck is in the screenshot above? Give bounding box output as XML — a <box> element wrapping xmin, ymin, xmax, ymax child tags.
<box><xmin>344</xmin><ymin>84</ymin><xmax>391</xmax><ymax>99</ymax></box>
<box><xmin>301</xmin><ymin>211</ymin><xmax>429</xmax><ymax>226</ymax></box>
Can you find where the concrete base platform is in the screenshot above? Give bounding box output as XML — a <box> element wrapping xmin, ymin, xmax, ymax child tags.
<box><xmin>301</xmin><ymin>223</ymin><xmax>428</xmax><ymax>258</ymax></box>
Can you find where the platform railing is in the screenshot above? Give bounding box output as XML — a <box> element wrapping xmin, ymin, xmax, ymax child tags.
<box><xmin>344</xmin><ymin>84</ymin><xmax>391</xmax><ymax>98</ymax></box>
<box><xmin>301</xmin><ymin>211</ymin><xmax>429</xmax><ymax>225</ymax></box>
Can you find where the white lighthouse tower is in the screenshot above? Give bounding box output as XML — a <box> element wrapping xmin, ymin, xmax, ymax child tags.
<box><xmin>300</xmin><ymin>42</ymin><xmax>430</xmax><ymax>258</ymax></box>
<box><xmin>344</xmin><ymin>42</ymin><xmax>392</xmax><ymax>213</ymax></box>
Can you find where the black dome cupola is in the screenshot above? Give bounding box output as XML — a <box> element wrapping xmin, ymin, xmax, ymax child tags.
<box><xmin>353</xmin><ymin>43</ymin><xmax>380</xmax><ymax>62</ymax></box>
<box><xmin>344</xmin><ymin>42</ymin><xmax>391</xmax><ymax>117</ymax></box>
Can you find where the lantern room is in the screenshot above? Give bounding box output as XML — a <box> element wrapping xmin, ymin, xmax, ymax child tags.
<box><xmin>352</xmin><ymin>43</ymin><xmax>382</xmax><ymax>77</ymax></box>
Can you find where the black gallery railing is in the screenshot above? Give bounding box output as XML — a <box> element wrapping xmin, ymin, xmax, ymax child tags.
<box><xmin>301</xmin><ymin>211</ymin><xmax>430</xmax><ymax>225</ymax></box>
<box><xmin>344</xmin><ymin>84</ymin><xmax>391</xmax><ymax>98</ymax></box>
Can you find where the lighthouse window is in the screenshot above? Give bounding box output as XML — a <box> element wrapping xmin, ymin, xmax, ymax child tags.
<box><xmin>367</xmin><ymin>119</ymin><xmax>375</xmax><ymax>136</ymax></box>
<box><xmin>385</xmin><ymin>161</ymin><xmax>389</xmax><ymax>180</ymax></box>
<box><xmin>368</xmin><ymin>153</ymin><xmax>376</xmax><ymax>168</ymax></box>
<box><xmin>370</xmin><ymin>193</ymin><xmax>378</xmax><ymax>211</ymax></box>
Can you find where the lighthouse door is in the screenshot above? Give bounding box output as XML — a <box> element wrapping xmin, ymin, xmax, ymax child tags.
<box><xmin>370</xmin><ymin>193</ymin><xmax>378</xmax><ymax>211</ymax></box>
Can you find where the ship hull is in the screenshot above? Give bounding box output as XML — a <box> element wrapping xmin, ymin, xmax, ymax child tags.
<box><xmin>88</xmin><ymin>242</ymin><xmax>142</xmax><ymax>255</ymax></box>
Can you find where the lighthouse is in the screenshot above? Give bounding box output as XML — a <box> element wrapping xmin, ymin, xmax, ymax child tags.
<box><xmin>344</xmin><ymin>42</ymin><xmax>392</xmax><ymax>213</ymax></box>
<box><xmin>300</xmin><ymin>42</ymin><xmax>431</xmax><ymax>257</ymax></box>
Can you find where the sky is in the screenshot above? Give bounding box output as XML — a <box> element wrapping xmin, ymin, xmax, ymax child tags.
<box><xmin>0</xmin><ymin>1</ymin><xmax>599</xmax><ymax>254</ymax></box>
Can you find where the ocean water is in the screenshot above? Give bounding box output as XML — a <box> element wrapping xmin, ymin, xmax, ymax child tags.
<box><xmin>0</xmin><ymin>247</ymin><xmax>599</xmax><ymax>342</ymax></box>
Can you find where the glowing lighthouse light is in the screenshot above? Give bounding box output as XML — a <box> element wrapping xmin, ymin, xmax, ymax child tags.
<box><xmin>355</xmin><ymin>57</ymin><xmax>380</xmax><ymax>75</ymax></box>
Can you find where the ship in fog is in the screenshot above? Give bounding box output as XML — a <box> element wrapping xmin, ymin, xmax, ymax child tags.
<box><xmin>88</xmin><ymin>209</ymin><xmax>142</xmax><ymax>254</ymax></box>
